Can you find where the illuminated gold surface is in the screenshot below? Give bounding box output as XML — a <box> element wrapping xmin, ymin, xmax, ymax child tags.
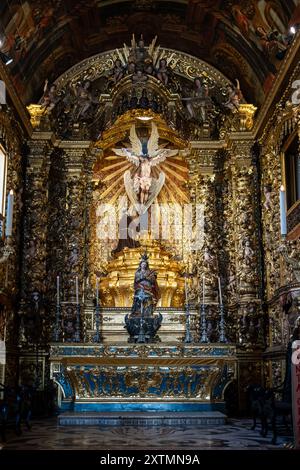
<box><xmin>90</xmin><ymin>109</ymin><xmax>190</xmax><ymax>307</ymax></box>
<box><xmin>99</xmin><ymin>240</ymin><xmax>185</xmax><ymax>307</ymax></box>
<box><xmin>238</xmin><ymin>104</ymin><xmax>257</xmax><ymax>131</ymax></box>
<box><xmin>26</xmin><ymin>104</ymin><xmax>47</xmax><ymax>129</ymax></box>
<box><xmin>95</xmin><ymin>109</ymin><xmax>187</xmax><ymax>151</ymax></box>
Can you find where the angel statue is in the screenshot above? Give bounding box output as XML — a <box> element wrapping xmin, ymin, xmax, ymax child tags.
<box><xmin>112</xmin><ymin>122</ymin><xmax>178</xmax><ymax>210</ymax></box>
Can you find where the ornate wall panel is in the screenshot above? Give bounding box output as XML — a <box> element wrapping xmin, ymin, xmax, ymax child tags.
<box><xmin>0</xmin><ymin>108</ymin><xmax>24</xmax><ymax>387</ymax></box>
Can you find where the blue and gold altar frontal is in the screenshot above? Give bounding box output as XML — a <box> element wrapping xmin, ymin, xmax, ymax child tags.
<box><xmin>50</xmin><ymin>343</ymin><xmax>236</xmax><ymax>412</ymax></box>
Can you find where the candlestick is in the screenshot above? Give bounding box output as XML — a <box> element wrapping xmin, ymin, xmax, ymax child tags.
<box><xmin>82</xmin><ymin>278</ymin><xmax>85</xmax><ymax>304</ymax></box>
<box><xmin>54</xmin><ymin>302</ymin><xmax>61</xmax><ymax>342</ymax></box>
<box><xmin>5</xmin><ymin>189</ymin><xmax>14</xmax><ymax>237</ymax></box>
<box><xmin>280</xmin><ymin>185</ymin><xmax>287</xmax><ymax>236</ymax></box>
<box><xmin>74</xmin><ymin>303</ymin><xmax>81</xmax><ymax>342</ymax></box>
<box><xmin>96</xmin><ymin>278</ymin><xmax>99</xmax><ymax>307</ymax></box>
<box><xmin>218</xmin><ymin>276</ymin><xmax>223</xmax><ymax>306</ymax></box>
<box><xmin>202</xmin><ymin>275</ymin><xmax>205</xmax><ymax>306</ymax></box>
<box><xmin>184</xmin><ymin>275</ymin><xmax>188</xmax><ymax>305</ymax></box>
<box><xmin>200</xmin><ymin>303</ymin><xmax>208</xmax><ymax>343</ymax></box>
<box><xmin>93</xmin><ymin>277</ymin><xmax>101</xmax><ymax>343</ymax></box>
<box><xmin>184</xmin><ymin>302</ymin><xmax>192</xmax><ymax>343</ymax></box>
<box><xmin>54</xmin><ymin>275</ymin><xmax>61</xmax><ymax>342</ymax></box>
<box><xmin>183</xmin><ymin>273</ymin><xmax>192</xmax><ymax>343</ymax></box>
<box><xmin>218</xmin><ymin>303</ymin><xmax>227</xmax><ymax>343</ymax></box>
<box><xmin>56</xmin><ymin>275</ymin><xmax>60</xmax><ymax>306</ymax></box>
<box><xmin>75</xmin><ymin>276</ymin><xmax>79</xmax><ymax>305</ymax></box>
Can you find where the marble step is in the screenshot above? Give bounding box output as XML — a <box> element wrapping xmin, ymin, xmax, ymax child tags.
<box><xmin>58</xmin><ymin>411</ymin><xmax>226</xmax><ymax>426</ymax></box>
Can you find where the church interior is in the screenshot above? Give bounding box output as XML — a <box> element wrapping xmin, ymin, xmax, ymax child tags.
<box><xmin>0</xmin><ymin>0</ymin><xmax>300</xmax><ymax>454</ymax></box>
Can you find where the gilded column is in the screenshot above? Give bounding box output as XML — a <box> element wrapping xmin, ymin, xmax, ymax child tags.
<box><xmin>222</xmin><ymin>154</ymin><xmax>239</xmax><ymax>340</ymax></box>
<box><xmin>188</xmin><ymin>146</ymin><xmax>225</xmax><ymax>341</ymax></box>
<box><xmin>20</xmin><ymin>133</ymin><xmax>52</xmax><ymax>330</ymax></box>
<box><xmin>229</xmin><ymin>139</ymin><xmax>264</xmax><ymax>345</ymax></box>
<box><xmin>46</xmin><ymin>149</ymin><xmax>67</xmax><ymax>305</ymax></box>
<box><xmin>18</xmin><ymin>131</ymin><xmax>53</xmax><ymax>390</ymax></box>
<box><xmin>58</xmin><ymin>142</ymin><xmax>92</xmax><ymax>304</ymax></box>
<box><xmin>229</xmin><ymin>138</ymin><xmax>265</xmax><ymax>410</ymax></box>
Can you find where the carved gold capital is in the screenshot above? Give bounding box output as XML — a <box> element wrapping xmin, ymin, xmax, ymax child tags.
<box><xmin>58</xmin><ymin>143</ymin><xmax>92</xmax><ymax>178</ymax></box>
<box><xmin>228</xmin><ymin>139</ymin><xmax>254</xmax><ymax>170</ymax></box>
<box><xmin>238</xmin><ymin>104</ymin><xmax>257</xmax><ymax>131</ymax></box>
<box><xmin>27</xmin><ymin>104</ymin><xmax>49</xmax><ymax>130</ymax></box>
<box><xmin>189</xmin><ymin>148</ymin><xmax>220</xmax><ymax>171</ymax></box>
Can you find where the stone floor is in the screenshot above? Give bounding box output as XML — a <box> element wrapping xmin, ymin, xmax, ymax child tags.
<box><xmin>0</xmin><ymin>418</ymin><xmax>293</xmax><ymax>450</ymax></box>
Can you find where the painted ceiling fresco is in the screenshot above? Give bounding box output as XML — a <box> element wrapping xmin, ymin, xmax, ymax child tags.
<box><xmin>0</xmin><ymin>0</ymin><xmax>299</xmax><ymax>105</ymax></box>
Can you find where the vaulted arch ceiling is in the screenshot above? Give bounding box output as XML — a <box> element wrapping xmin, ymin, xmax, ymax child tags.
<box><xmin>0</xmin><ymin>0</ymin><xmax>299</xmax><ymax>106</ymax></box>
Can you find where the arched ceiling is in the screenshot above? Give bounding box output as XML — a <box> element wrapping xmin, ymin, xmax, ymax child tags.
<box><xmin>0</xmin><ymin>0</ymin><xmax>299</xmax><ymax>106</ymax></box>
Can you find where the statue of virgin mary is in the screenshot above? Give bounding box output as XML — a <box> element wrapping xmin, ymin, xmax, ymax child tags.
<box><xmin>131</xmin><ymin>253</ymin><xmax>160</xmax><ymax>317</ymax></box>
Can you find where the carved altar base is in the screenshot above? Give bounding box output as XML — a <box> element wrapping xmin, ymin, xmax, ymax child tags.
<box><xmin>50</xmin><ymin>343</ymin><xmax>236</xmax><ymax>413</ymax></box>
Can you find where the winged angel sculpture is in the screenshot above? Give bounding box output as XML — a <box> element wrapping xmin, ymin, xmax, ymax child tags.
<box><xmin>112</xmin><ymin>122</ymin><xmax>178</xmax><ymax>211</ymax></box>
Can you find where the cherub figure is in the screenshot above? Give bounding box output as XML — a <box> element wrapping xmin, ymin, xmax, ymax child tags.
<box><xmin>69</xmin><ymin>246</ymin><xmax>79</xmax><ymax>266</ymax></box>
<box><xmin>182</xmin><ymin>77</ymin><xmax>209</xmax><ymax>122</ymax></box>
<box><xmin>109</xmin><ymin>59</ymin><xmax>125</xmax><ymax>84</ymax></box>
<box><xmin>132</xmin><ymin>69</ymin><xmax>148</xmax><ymax>84</ymax></box>
<box><xmin>40</xmin><ymin>79</ymin><xmax>59</xmax><ymax>112</ymax></box>
<box><xmin>71</xmin><ymin>80</ymin><xmax>93</xmax><ymax>120</ymax></box>
<box><xmin>203</xmin><ymin>247</ymin><xmax>214</xmax><ymax>266</ymax></box>
<box><xmin>224</xmin><ymin>79</ymin><xmax>242</xmax><ymax>112</ymax></box>
<box><xmin>263</xmin><ymin>184</ymin><xmax>272</xmax><ymax>210</ymax></box>
<box><xmin>127</xmin><ymin>61</ymin><xmax>136</xmax><ymax>75</ymax></box>
<box><xmin>156</xmin><ymin>58</ymin><xmax>169</xmax><ymax>86</ymax></box>
<box><xmin>243</xmin><ymin>238</ymin><xmax>254</xmax><ymax>265</ymax></box>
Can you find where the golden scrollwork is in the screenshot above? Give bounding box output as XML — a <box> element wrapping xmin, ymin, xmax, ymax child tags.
<box><xmin>26</xmin><ymin>104</ymin><xmax>48</xmax><ymax>129</ymax></box>
<box><xmin>64</xmin><ymin>364</ymin><xmax>222</xmax><ymax>400</ymax></box>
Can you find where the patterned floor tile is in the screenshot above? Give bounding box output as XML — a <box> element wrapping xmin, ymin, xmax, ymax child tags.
<box><xmin>0</xmin><ymin>418</ymin><xmax>293</xmax><ymax>450</ymax></box>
